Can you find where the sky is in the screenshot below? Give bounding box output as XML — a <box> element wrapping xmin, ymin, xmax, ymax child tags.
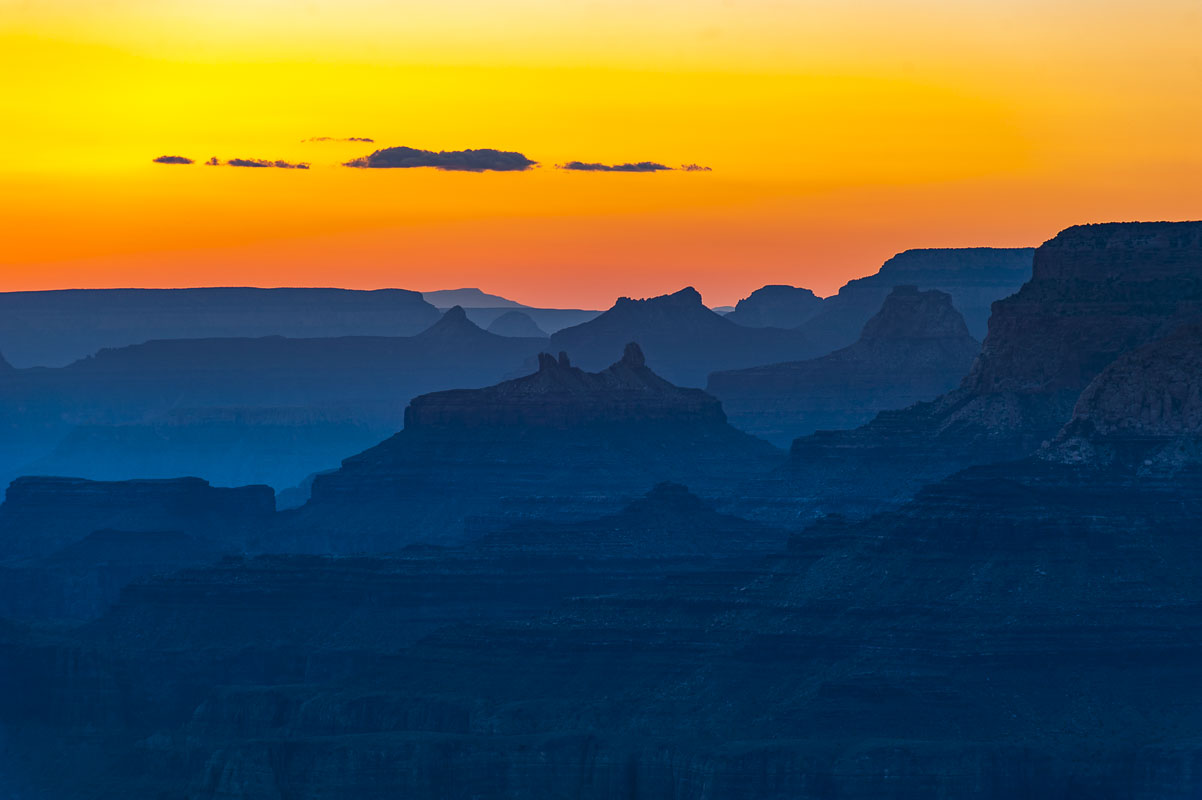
<box><xmin>1</xmin><ymin>0</ymin><xmax>1199</xmax><ymax>308</ymax></box>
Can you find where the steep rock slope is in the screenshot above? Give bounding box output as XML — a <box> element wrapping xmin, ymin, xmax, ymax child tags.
<box><xmin>1042</xmin><ymin>318</ymin><xmax>1202</xmax><ymax>471</ymax></box>
<box><xmin>289</xmin><ymin>343</ymin><xmax>783</xmax><ymax>550</ymax></box>
<box><xmin>780</xmin><ymin>222</ymin><xmax>1202</xmax><ymax>522</ymax></box>
<box><xmin>548</xmin><ymin>288</ymin><xmax>820</xmax><ymax>386</ymax></box>
<box><xmin>709</xmin><ymin>286</ymin><xmax>980</xmax><ymax>444</ymax></box>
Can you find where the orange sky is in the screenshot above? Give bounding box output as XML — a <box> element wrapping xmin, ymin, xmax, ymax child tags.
<box><xmin>2</xmin><ymin>0</ymin><xmax>1199</xmax><ymax>307</ymax></box>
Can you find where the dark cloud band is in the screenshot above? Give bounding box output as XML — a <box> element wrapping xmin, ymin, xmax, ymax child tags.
<box><xmin>152</xmin><ymin>155</ymin><xmax>193</xmax><ymax>165</ymax></box>
<box><xmin>304</xmin><ymin>137</ymin><xmax>375</xmax><ymax>143</ymax></box>
<box><xmin>345</xmin><ymin>146</ymin><xmax>536</xmax><ymax>172</ymax></box>
<box><xmin>558</xmin><ymin>161</ymin><xmax>671</xmax><ymax>172</ymax></box>
<box><xmin>218</xmin><ymin>158</ymin><xmax>310</xmax><ymax>169</ymax></box>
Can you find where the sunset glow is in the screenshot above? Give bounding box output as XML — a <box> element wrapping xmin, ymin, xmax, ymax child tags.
<box><xmin>3</xmin><ymin>0</ymin><xmax>1200</xmax><ymax>306</ymax></box>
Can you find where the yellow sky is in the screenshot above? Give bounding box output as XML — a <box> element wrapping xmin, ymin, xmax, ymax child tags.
<box><xmin>1</xmin><ymin>0</ymin><xmax>1199</xmax><ymax>306</ymax></box>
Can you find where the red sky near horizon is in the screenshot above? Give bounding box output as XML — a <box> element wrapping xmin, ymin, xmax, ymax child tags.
<box><xmin>2</xmin><ymin>0</ymin><xmax>1200</xmax><ymax>308</ymax></box>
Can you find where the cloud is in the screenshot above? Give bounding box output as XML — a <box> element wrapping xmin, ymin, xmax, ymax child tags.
<box><xmin>304</xmin><ymin>136</ymin><xmax>375</xmax><ymax>143</ymax></box>
<box><xmin>152</xmin><ymin>155</ymin><xmax>193</xmax><ymax>165</ymax></box>
<box><xmin>680</xmin><ymin>163</ymin><xmax>713</xmax><ymax>172</ymax></box>
<box><xmin>220</xmin><ymin>158</ymin><xmax>310</xmax><ymax>169</ymax></box>
<box><xmin>345</xmin><ymin>146</ymin><xmax>535</xmax><ymax>172</ymax></box>
<box><xmin>558</xmin><ymin>161</ymin><xmax>672</xmax><ymax>172</ymax></box>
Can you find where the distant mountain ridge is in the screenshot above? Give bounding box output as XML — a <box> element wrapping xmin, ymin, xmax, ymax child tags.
<box><xmin>421</xmin><ymin>287</ymin><xmax>528</xmax><ymax>308</ymax></box>
<box><xmin>548</xmin><ymin>287</ymin><xmax>822</xmax><ymax>386</ymax></box>
<box><xmin>794</xmin><ymin>247</ymin><xmax>1034</xmax><ymax>349</ymax></box>
<box><xmin>710</xmin><ymin>286</ymin><xmax>981</xmax><ymax>444</ymax></box>
<box><xmin>0</xmin><ymin>287</ymin><xmax>443</xmax><ymax>367</ymax></box>
<box><xmin>723</xmin><ymin>284</ymin><xmax>823</xmax><ymax>328</ymax></box>
<box><xmin>0</xmin><ymin>308</ymin><xmax>548</xmax><ymax>491</ymax></box>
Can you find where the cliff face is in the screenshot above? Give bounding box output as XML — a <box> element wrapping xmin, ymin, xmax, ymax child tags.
<box><xmin>709</xmin><ymin>287</ymin><xmax>980</xmax><ymax>445</ymax></box>
<box><xmin>0</xmin><ymin>287</ymin><xmax>443</xmax><ymax>368</ymax></box>
<box><xmin>779</xmin><ymin>222</ymin><xmax>1202</xmax><ymax>522</ymax></box>
<box><xmin>292</xmin><ymin>344</ymin><xmax>782</xmax><ymax>550</ymax></box>
<box><xmin>548</xmin><ymin>287</ymin><xmax>821</xmax><ymax>386</ymax></box>
<box><xmin>962</xmin><ymin>223</ymin><xmax>1202</xmax><ymax>395</ymax></box>
<box><xmin>796</xmin><ymin>246</ymin><xmax>1034</xmax><ymax>348</ymax></box>
<box><xmin>723</xmin><ymin>285</ymin><xmax>823</xmax><ymax>329</ymax></box>
<box><xmin>0</xmin><ymin>476</ymin><xmax>274</xmax><ymax>561</ymax></box>
<box><xmin>1043</xmin><ymin>318</ymin><xmax>1202</xmax><ymax>471</ymax></box>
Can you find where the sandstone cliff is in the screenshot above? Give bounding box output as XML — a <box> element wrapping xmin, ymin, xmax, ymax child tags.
<box><xmin>780</xmin><ymin>221</ymin><xmax>1202</xmax><ymax>522</ymax></box>
<box><xmin>1043</xmin><ymin>318</ymin><xmax>1202</xmax><ymax>472</ymax></box>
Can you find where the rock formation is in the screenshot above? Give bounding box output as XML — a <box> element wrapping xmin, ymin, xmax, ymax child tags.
<box><xmin>1042</xmin><ymin>318</ymin><xmax>1202</xmax><ymax>471</ymax></box>
<box><xmin>485</xmin><ymin>310</ymin><xmax>548</xmax><ymax>337</ymax></box>
<box><xmin>709</xmin><ymin>286</ymin><xmax>980</xmax><ymax>444</ymax></box>
<box><xmin>549</xmin><ymin>287</ymin><xmax>821</xmax><ymax>386</ymax></box>
<box><xmin>796</xmin><ymin>246</ymin><xmax>1034</xmax><ymax>349</ymax></box>
<box><xmin>780</xmin><ymin>222</ymin><xmax>1202</xmax><ymax>522</ymax></box>
<box><xmin>289</xmin><ymin>343</ymin><xmax>782</xmax><ymax>550</ymax></box>
<box><xmin>723</xmin><ymin>284</ymin><xmax>823</xmax><ymax>328</ymax></box>
<box><xmin>403</xmin><ymin>342</ymin><xmax>723</xmax><ymax>429</ymax></box>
